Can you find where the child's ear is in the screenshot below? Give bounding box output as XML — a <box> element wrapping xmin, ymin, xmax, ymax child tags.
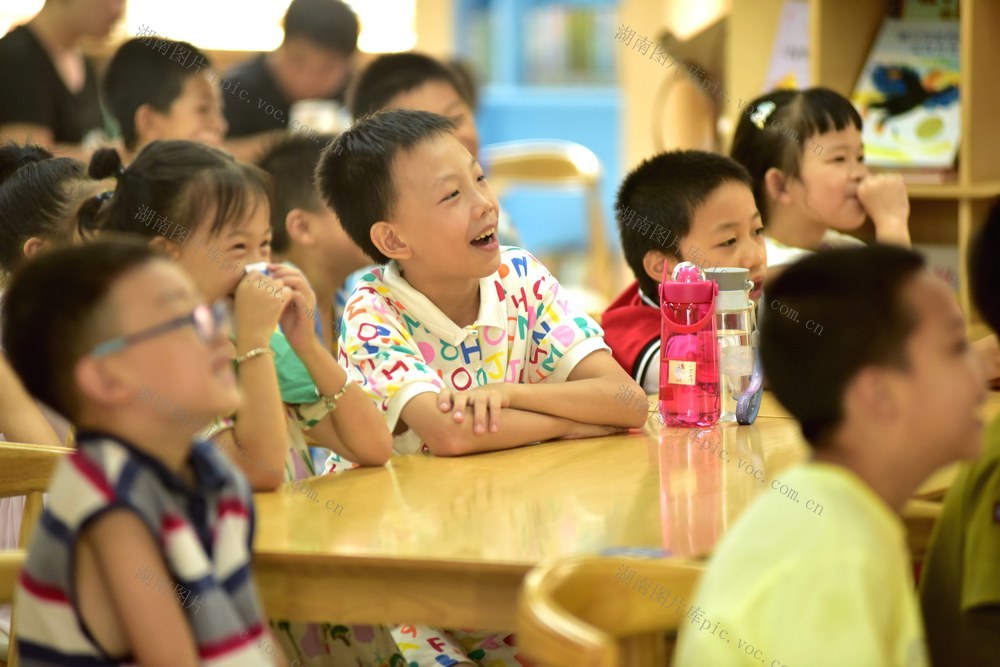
<box><xmin>133</xmin><ymin>104</ymin><xmax>161</xmax><ymax>143</ymax></box>
<box><xmin>642</xmin><ymin>249</ymin><xmax>676</xmax><ymax>285</ymax></box>
<box><xmin>764</xmin><ymin>167</ymin><xmax>793</xmax><ymax>206</ymax></box>
<box><xmin>847</xmin><ymin>366</ymin><xmax>904</xmax><ymax>424</ymax></box>
<box><xmin>370</xmin><ymin>221</ymin><xmax>412</xmax><ymax>261</ymax></box>
<box><xmin>21</xmin><ymin>236</ymin><xmax>46</xmax><ymax>259</ymax></box>
<box><xmin>285</xmin><ymin>208</ymin><xmax>314</xmax><ymax>247</ymax></box>
<box><xmin>74</xmin><ymin>357</ymin><xmax>134</xmax><ymax>410</ymax></box>
<box><xmin>148</xmin><ymin>235</ymin><xmax>182</xmax><ymax>260</ymax></box>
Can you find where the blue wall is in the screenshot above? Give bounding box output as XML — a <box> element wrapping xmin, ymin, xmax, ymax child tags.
<box><xmin>477</xmin><ymin>85</ymin><xmax>621</xmax><ymax>252</ymax></box>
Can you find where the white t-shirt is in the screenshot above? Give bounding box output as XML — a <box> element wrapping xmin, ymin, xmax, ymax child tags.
<box><xmin>336</xmin><ymin>246</ymin><xmax>609</xmax><ymax>455</ymax></box>
<box><xmin>764</xmin><ymin>229</ymin><xmax>866</xmax><ymax>268</ymax></box>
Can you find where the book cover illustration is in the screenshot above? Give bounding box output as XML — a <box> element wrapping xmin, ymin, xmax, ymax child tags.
<box><xmin>851</xmin><ymin>19</ymin><xmax>960</xmax><ymax>169</ymax></box>
<box><xmin>762</xmin><ymin>0</ymin><xmax>810</xmax><ymax>91</ymax></box>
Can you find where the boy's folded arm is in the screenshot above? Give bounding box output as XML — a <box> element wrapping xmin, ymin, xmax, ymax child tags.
<box><xmin>78</xmin><ymin>509</ymin><xmax>201</xmax><ymax>667</ymax></box>
<box><xmin>400</xmin><ymin>392</ymin><xmax>573</xmax><ymax>456</ymax></box>
<box><xmin>509</xmin><ymin>350</ymin><xmax>648</xmax><ymax>428</ymax></box>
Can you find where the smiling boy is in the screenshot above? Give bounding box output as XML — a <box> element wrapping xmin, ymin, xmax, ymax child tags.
<box><xmin>316</xmin><ymin>109</ymin><xmax>645</xmax><ymax>456</ymax></box>
<box><xmin>102</xmin><ymin>38</ymin><xmax>227</xmax><ymax>156</ymax></box>
<box><xmin>602</xmin><ymin>150</ymin><xmax>767</xmax><ymax>393</ymax></box>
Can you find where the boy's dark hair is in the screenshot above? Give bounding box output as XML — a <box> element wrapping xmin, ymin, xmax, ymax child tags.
<box><xmin>349</xmin><ymin>52</ymin><xmax>472</xmax><ymax>120</ymax></box>
<box><xmin>730</xmin><ymin>87</ymin><xmax>863</xmax><ymax>221</ymax></box>
<box><xmin>315</xmin><ymin>109</ymin><xmax>455</xmax><ymax>264</ymax></box>
<box><xmin>256</xmin><ymin>133</ymin><xmax>335</xmax><ymax>254</ymax></box>
<box><xmin>2</xmin><ymin>239</ymin><xmax>161</xmax><ymax>419</ymax></box>
<box><xmin>971</xmin><ymin>199</ymin><xmax>1000</xmax><ymax>333</ymax></box>
<box><xmin>83</xmin><ymin>141</ymin><xmax>271</xmax><ymax>242</ymax></box>
<box><xmin>760</xmin><ymin>245</ymin><xmax>925</xmax><ymax>447</ymax></box>
<box><xmin>102</xmin><ymin>38</ymin><xmax>213</xmax><ymax>150</ymax></box>
<box><xmin>0</xmin><ymin>143</ymin><xmax>89</xmax><ymax>273</ymax></box>
<box><xmin>617</xmin><ymin>150</ymin><xmax>753</xmax><ymax>300</ymax></box>
<box><xmin>283</xmin><ymin>0</ymin><xmax>359</xmax><ymax>56</ymax></box>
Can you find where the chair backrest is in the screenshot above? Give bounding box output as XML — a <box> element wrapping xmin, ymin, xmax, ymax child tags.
<box><xmin>0</xmin><ymin>441</ymin><xmax>69</xmax><ymax>667</ymax></box>
<box><xmin>0</xmin><ymin>442</ymin><xmax>71</xmax><ymax>548</ymax></box>
<box><xmin>0</xmin><ymin>550</ymin><xmax>25</xmax><ymax>667</ymax></box>
<box><xmin>518</xmin><ymin>556</ymin><xmax>704</xmax><ymax>667</ymax></box>
<box><xmin>480</xmin><ymin>140</ymin><xmax>615</xmax><ymax>302</ymax></box>
<box><xmin>0</xmin><ymin>550</ymin><xmax>24</xmax><ymax>606</ymax></box>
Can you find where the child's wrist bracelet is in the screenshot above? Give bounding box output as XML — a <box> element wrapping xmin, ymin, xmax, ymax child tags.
<box><xmin>292</xmin><ymin>376</ymin><xmax>352</xmax><ymax>429</ymax></box>
<box><xmin>235</xmin><ymin>347</ymin><xmax>273</xmax><ymax>366</ymax></box>
<box><xmin>320</xmin><ymin>375</ymin><xmax>351</xmax><ymax>413</ymax></box>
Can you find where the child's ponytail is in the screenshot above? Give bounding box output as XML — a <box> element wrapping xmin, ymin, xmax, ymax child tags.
<box><xmin>77</xmin><ymin>148</ymin><xmax>129</xmax><ymax>238</ymax></box>
<box><xmin>0</xmin><ymin>143</ymin><xmax>90</xmax><ymax>272</ymax></box>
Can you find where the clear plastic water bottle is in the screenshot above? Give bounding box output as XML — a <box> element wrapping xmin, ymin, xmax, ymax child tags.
<box><xmin>705</xmin><ymin>268</ymin><xmax>755</xmax><ymax>422</ymax></box>
<box><xmin>659</xmin><ymin>262</ymin><xmax>720</xmax><ymax>427</ymax></box>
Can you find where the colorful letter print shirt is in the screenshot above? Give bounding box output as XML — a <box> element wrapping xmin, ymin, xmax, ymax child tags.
<box><xmin>337</xmin><ymin>246</ymin><xmax>610</xmax><ymax>454</ymax></box>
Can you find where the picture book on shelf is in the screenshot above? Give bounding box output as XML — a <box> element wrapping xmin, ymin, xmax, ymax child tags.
<box><xmin>851</xmin><ymin>19</ymin><xmax>960</xmax><ymax>170</ymax></box>
<box><xmin>762</xmin><ymin>0</ymin><xmax>810</xmax><ymax>92</ymax></box>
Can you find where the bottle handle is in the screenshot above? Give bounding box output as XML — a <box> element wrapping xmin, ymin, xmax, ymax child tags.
<box><xmin>660</xmin><ymin>289</ymin><xmax>717</xmax><ymax>335</ymax></box>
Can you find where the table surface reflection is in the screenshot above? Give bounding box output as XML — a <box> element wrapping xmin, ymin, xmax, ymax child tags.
<box><xmin>251</xmin><ymin>392</ymin><xmax>1000</xmax><ymax>626</ymax></box>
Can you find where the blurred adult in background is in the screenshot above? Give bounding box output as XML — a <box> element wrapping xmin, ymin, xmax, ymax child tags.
<box><xmin>0</xmin><ymin>0</ymin><xmax>124</xmax><ymax>158</ymax></box>
<box><xmin>223</xmin><ymin>0</ymin><xmax>358</xmax><ymax>140</ymax></box>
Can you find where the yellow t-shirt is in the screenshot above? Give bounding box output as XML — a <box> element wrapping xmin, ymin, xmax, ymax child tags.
<box><xmin>674</xmin><ymin>462</ymin><xmax>928</xmax><ymax>667</ymax></box>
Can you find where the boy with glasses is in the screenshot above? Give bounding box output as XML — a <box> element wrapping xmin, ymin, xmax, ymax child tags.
<box><xmin>4</xmin><ymin>239</ymin><xmax>284</xmax><ymax>666</ymax></box>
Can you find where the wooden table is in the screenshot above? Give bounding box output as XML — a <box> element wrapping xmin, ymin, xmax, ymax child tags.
<box><xmin>252</xmin><ymin>392</ymin><xmax>1000</xmax><ymax>630</ymax></box>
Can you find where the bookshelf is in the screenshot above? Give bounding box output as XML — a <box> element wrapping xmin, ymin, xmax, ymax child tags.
<box><xmin>726</xmin><ymin>0</ymin><xmax>1000</xmax><ymax>325</ymax></box>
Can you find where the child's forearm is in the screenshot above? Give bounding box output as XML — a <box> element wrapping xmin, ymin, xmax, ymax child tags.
<box><xmin>232</xmin><ymin>342</ymin><xmax>288</xmax><ymax>490</ymax></box>
<box><xmin>295</xmin><ymin>338</ymin><xmax>392</xmax><ymax>465</ymax></box>
<box><xmin>873</xmin><ymin>219</ymin><xmax>911</xmax><ymax>248</ymax></box>
<box><xmin>0</xmin><ymin>355</ymin><xmax>61</xmax><ymax>446</ymax></box>
<box><xmin>403</xmin><ymin>393</ymin><xmax>573</xmax><ymax>456</ymax></box>
<box><xmin>507</xmin><ymin>378</ymin><xmax>648</xmax><ymax>428</ymax></box>
<box><xmin>506</xmin><ymin>352</ymin><xmax>647</xmax><ymax>428</ymax></box>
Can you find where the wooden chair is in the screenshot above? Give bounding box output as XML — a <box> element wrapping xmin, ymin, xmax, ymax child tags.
<box><xmin>0</xmin><ymin>441</ymin><xmax>71</xmax><ymax>667</ymax></box>
<box><xmin>0</xmin><ymin>551</ymin><xmax>25</xmax><ymax>667</ymax></box>
<box><xmin>518</xmin><ymin>556</ymin><xmax>704</xmax><ymax>667</ymax></box>
<box><xmin>479</xmin><ymin>140</ymin><xmax>616</xmax><ymax>303</ymax></box>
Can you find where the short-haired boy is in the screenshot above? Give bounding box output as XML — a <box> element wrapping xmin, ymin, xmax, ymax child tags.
<box><xmin>919</xmin><ymin>201</ymin><xmax>1000</xmax><ymax>664</ymax></box>
<box><xmin>103</xmin><ymin>37</ymin><xmax>227</xmax><ymax>154</ymax></box>
<box><xmin>350</xmin><ymin>52</ymin><xmax>479</xmax><ymax>157</ymax></box>
<box><xmin>316</xmin><ymin>109</ymin><xmax>646</xmax><ymax>457</ymax></box>
<box><xmin>348</xmin><ymin>52</ymin><xmax>522</xmax><ymax>247</ymax></box>
<box><xmin>224</xmin><ymin>0</ymin><xmax>358</xmax><ymax>138</ymax></box>
<box><xmin>675</xmin><ymin>245</ymin><xmax>985</xmax><ymax>666</ymax></box>
<box><xmin>4</xmin><ymin>240</ymin><xmax>281</xmax><ymax>665</ymax></box>
<box><xmin>602</xmin><ymin>150</ymin><xmax>766</xmax><ymax>392</ymax></box>
<box><xmin>256</xmin><ymin>133</ymin><xmax>369</xmax><ymax>350</ymax></box>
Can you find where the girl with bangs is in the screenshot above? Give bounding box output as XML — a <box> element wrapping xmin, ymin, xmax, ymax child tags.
<box><xmin>730</xmin><ymin>87</ymin><xmax>911</xmax><ymax>268</ymax></box>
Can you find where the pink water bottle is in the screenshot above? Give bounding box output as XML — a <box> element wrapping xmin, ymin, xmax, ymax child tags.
<box><xmin>659</xmin><ymin>262</ymin><xmax>720</xmax><ymax>426</ymax></box>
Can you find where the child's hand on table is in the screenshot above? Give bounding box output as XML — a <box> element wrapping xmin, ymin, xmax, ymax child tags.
<box><xmin>437</xmin><ymin>384</ymin><xmax>516</xmax><ymax>435</ymax></box>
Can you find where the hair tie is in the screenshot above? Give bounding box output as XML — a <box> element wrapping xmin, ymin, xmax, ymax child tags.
<box><xmin>751</xmin><ymin>100</ymin><xmax>777</xmax><ymax>130</ymax></box>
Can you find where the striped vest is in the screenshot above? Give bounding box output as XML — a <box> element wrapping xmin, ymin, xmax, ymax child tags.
<box><xmin>15</xmin><ymin>432</ymin><xmax>273</xmax><ymax>666</ymax></box>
